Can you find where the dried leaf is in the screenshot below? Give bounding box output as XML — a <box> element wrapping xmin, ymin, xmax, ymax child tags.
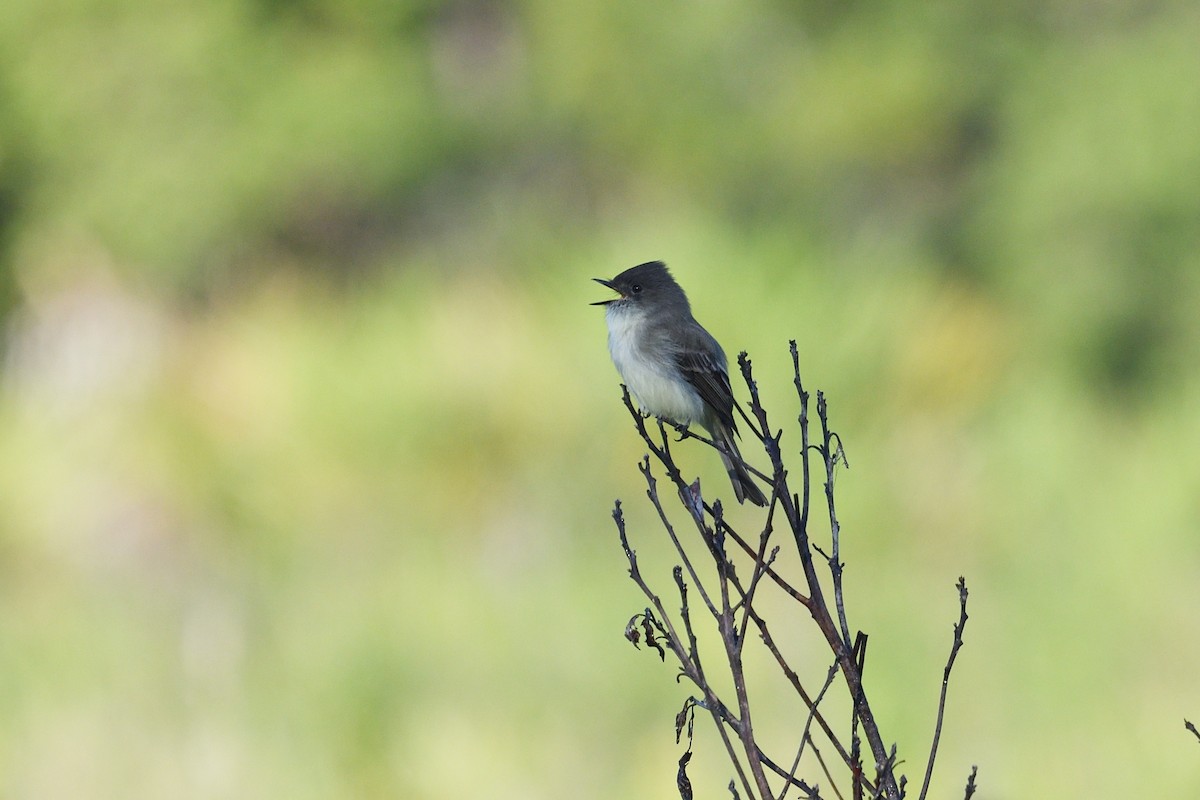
<box><xmin>624</xmin><ymin>616</ymin><xmax>642</xmax><ymax>647</ymax></box>
<box><xmin>641</xmin><ymin>615</ymin><xmax>665</xmax><ymax>661</ymax></box>
<box><xmin>676</xmin><ymin>750</ymin><xmax>693</xmax><ymax>800</ymax></box>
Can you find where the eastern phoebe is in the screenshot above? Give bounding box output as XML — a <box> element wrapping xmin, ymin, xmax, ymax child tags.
<box><xmin>593</xmin><ymin>261</ymin><xmax>768</xmax><ymax>507</ymax></box>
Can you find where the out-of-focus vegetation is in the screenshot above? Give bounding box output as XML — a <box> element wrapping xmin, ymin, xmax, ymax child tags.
<box><xmin>0</xmin><ymin>1</ymin><xmax>1198</xmax><ymax>797</ymax></box>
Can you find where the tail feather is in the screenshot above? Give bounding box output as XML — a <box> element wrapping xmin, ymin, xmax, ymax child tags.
<box><xmin>712</xmin><ymin>426</ymin><xmax>768</xmax><ymax>507</ymax></box>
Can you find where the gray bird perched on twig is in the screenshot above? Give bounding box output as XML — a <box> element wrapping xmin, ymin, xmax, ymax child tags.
<box><xmin>593</xmin><ymin>261</ymin><xmax>768</xmax><ymax>507</ymax></box>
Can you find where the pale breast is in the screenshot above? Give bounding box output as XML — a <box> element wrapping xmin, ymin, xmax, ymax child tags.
<box><xmin>606</xmin><ymin>308</ymin><xmax>704</xmax><ymax>425</ymax></box>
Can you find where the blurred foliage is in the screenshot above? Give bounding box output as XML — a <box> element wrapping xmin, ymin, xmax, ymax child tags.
<box><xmin>0</xmin><ymin>0</ymin><xmax>1198</xmax><ymax>798</ymax></box>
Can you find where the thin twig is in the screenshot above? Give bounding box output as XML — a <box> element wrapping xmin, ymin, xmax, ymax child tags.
<box><xmin>962</xmin><ymin>765</ymin><xmax>978</xmax><ymax>799</ymax></box>
<box><xmin>735</xmin><ymin>500</ymin><xmax>780</xmax><ymax>647</ymax></box>
<box><xmin>673</xmin><ymin>554</ymin><xmax>758</xmax><ymax>799</ymax></box>
<box><xmin>709</xmin><ymin>503</ymin><xmax>809</xmax><ymax>606</ymax></box>
<box><xmin>748</xmin><ymin>608</ymin><xmax>859</xmax><ymax>782</ymax></box>
<box><xmin>637</xmin><ymin>456</ymin><xmax>720</xmax><ymax>620</ymax></box>
<box><xmin>712</xmin><ymin>499</ymin><xmax>777</xmax><ymax>799</ymax></box>
<box><xmin>671</xmin><ymin>423</ymin><xmax>774</xmax><ymax>483</ymax></box>
<box><xmin>917</xmin><ymin>578</ymin><xmax>971</xmax><ymax>800</ymax></box>
<box><xmin>808</xmin><ymin>736</ymin><xmax>845</xmax><ymax>800</ymax></box>
<box><xmin>741</xmin><ymin>353</ymin><xmax>900</xmax><ymax>799</ymax></box>
<box><xmin>613</xmin><ymin>499</ymin><xmax>758</xmax><ymax>797</ymax></box>
<box><xmin>850</xmin><ymin>633</ymin><xmax>867</xmax><ymax>800</ymax></box>
<box><xmin>869</xmin><ymin>747</ymin><xmax>902</xmax><ymax>800</ymax></box>
<box><xmin>781</xmin><ymin>663</ymin><xmax>841</xmax><ymax>800</ymax></box>
<box><xmin>700</xmin><ymin>695</ymin><xmax>823</xmax><ymax>798</ymax></box>
<box><xmin>817</xmin><ymin>392</ymin><xmax>853</xmax><ymax>651</ymax></box>
<box><xmin>790</xmin><ymin>342</ymin><xmax>812</xmax><ymax>555</ymax></box>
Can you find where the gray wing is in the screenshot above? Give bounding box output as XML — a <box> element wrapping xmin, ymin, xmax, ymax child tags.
<box><xmin>674</xmin><ymin>328</ymin><xmax>738</xmax><ymax>432</ymax></box>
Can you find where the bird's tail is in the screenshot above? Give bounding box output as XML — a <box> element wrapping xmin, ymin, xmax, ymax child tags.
<box><xmin>712</xmin><ymin>424</ymin><xmax>768</xmax><ymax>507</ymax></box>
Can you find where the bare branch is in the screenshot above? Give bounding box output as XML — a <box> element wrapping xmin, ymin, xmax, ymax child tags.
<box><xmin>917</xmin><ymin>578</ymin><xmax>971</xmax><ymax>800</ymax></box>
<box><xmin>808</xmin><ymin>737</ymin><xmax>844</xmax><ymax>800</ymax></box>
<box><xmin>817</xmin><ymin>391</ymin><xmax>853</xmax><ymax>651</ymax></box>
<box><xmin>670</xmin><ymin>422</ymin><xmax>774</xmax><ymax>483</ymax></box>
<box><xmin>962</xmin><ymin>765</ymin><xmax>978</xmax><ymax>799</ymax></box>
<box><xmin>609</xmin><ymin>345</ymin><xmax>975</xmax><ymax>799</ymax></box>
<box><xmin>781</xmin><ymin>663</ymin><xmax>841</xmax><ymax>800</ymax></box>
<box><xmin>637</xmin><ymin>456</ymin><xmax>720</xmax><ymax>620</ymax></box>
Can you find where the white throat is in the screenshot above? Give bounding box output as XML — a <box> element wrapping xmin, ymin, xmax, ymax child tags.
<box><xmin>604</xmin><ymin>303</ymin><xmax>705</xmax><ymax>426</ymax></box>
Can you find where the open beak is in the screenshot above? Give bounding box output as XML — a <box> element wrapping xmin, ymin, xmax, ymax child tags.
<box><xmin>590</xmin><ymin>277</ymin><xmax>619</xmax><ymax>306</ymax></box>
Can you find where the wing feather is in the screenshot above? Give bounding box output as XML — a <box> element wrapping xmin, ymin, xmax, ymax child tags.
<box><xmin>675</xmin><ymin>347</ymin><xmax>738</xmax><ymax>433</ymax></box>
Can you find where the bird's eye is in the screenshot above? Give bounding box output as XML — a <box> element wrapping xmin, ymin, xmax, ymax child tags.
<box><xmin>630</xmin><ymin>284</ymin><xmax>642</xmax><ymax>294</ymax></box>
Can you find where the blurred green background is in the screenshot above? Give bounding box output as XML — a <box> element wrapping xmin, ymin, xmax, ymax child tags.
<box><xmin>1</xmin><ymin>0</ymin><xmax>1199</xmax><ymax>797</ymax></box>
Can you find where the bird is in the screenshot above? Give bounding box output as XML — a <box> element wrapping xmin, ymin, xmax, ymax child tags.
<box><xmin>592</xmin><ymin>261</ymin><xmax>768</xmax><ymax>506</ymax></box>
